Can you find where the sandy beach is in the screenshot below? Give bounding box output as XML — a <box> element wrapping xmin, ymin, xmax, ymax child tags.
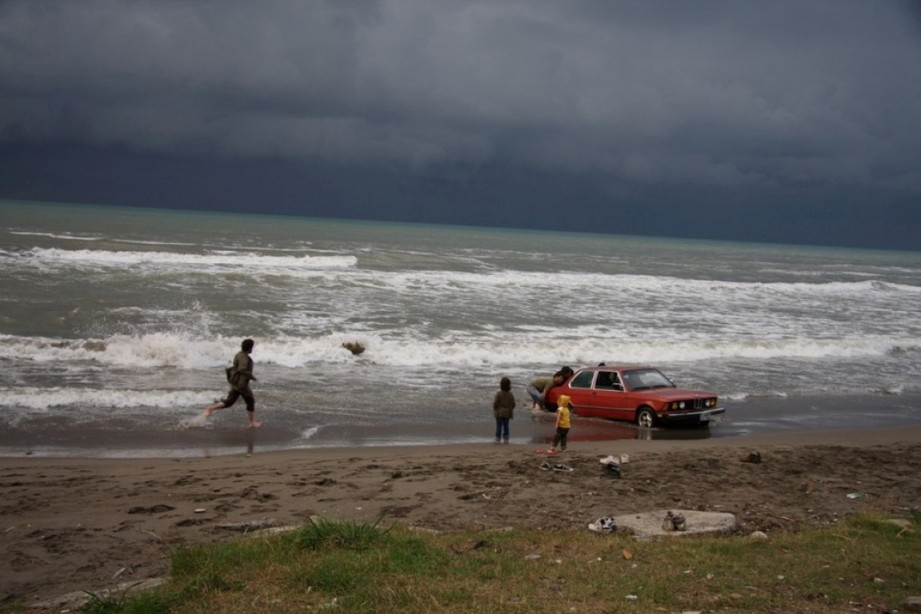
<box><xmin>2</xmin><ymin>425</ymin><xmax>921</xmax><ymax>608</ymax></box>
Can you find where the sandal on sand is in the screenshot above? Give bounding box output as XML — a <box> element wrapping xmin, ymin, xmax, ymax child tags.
<box><xmin>588</xmin><ymin>517</ymin><xmax>617</xmax><ymax>533</ymax></box>
<box><xmin>539</xmin><ymin>461</ymin><xmax>551</xmax><ymax>471</ymax></box>
<box><xmin>552</xmin><ymin>463</ymin><xmax>573</xmax><ymax>472</ymax></box>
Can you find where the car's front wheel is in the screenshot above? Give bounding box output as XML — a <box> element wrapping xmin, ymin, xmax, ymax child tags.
<box><xmin>636</xmin><ymin>407</ymin><xmax>656</xmax><ymax>428</ymax></box>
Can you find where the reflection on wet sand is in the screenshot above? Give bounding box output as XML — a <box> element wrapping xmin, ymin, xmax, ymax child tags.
<box><xmin>529</xmin><ymin>410</ymin><xmax>713</xmax><ymax>445</ymax></box>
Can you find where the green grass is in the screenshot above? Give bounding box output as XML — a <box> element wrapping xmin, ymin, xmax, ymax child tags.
<box><xmin>77</xmin><ymin>513</ymin><xmax>920</xmax><ymax>613</ymax></box>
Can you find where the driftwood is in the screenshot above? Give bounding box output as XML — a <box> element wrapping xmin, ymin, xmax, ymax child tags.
<box><xmin>215</xmin><ymin>518</ymin><xmax>279</xmax><ymax>533</ymax></box>
<box><xmin>341</xmin><ymin>341</ymin><xmax>365</xmax><ymax>355</ymax></box>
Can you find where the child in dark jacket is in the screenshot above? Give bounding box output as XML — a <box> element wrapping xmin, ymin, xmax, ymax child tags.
<box><xmin>493</xmin><ymin>377</ymin><xmax>516</xmax><ymax>444</ymax></box>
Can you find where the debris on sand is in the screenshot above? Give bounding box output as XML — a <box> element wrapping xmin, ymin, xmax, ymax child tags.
<box><xmin>216</xmin><ymin>518</ymin><xmax>280</xmax><ymax>533</ymax></box>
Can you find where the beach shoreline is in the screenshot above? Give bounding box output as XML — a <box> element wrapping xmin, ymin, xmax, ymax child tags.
<box><xmin>4</xmin><ymin>391</ymin><xmax>921</xmax><ymax>460</ymax></box>
<box><xmin>3</xmin><ymin>424</ymin><xmax>921</xmax><ymax>607</ymax></box>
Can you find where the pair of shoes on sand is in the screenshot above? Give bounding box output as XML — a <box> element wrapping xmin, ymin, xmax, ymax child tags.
<box><xmin>539</xmin><ymin>462</ymin><xmax>573</xmax><ymax>472</ymax></box>
<box><xmin>588</xmin><ymin>516</ymin><xmax>617</xmax><ymax>533</ymax></box>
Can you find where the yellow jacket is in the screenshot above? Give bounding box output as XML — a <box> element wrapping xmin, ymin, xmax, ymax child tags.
<box><xmin>556</xmin><ymin>395</ymin><xmax>571</xmax><ymax>429</ymax></box>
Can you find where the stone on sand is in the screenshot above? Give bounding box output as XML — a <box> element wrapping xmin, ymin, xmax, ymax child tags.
<box><xmin>612</xmin><ymin>509</ymin><xmax>737</xmax><ymax>538</ymax></box>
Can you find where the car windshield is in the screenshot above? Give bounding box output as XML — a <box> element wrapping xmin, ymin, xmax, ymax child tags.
<box><xmin>622</xmin><ymin>368</ymin><xmax>674</xmax><ymax>391</ymax></box>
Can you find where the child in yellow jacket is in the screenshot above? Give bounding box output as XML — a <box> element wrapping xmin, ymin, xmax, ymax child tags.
<box><xmin>548</xmin><ymin>394</ymin><xmax>571</xmax><ymax>453</ymax></box>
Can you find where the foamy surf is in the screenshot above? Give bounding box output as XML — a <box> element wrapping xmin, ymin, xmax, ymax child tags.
<box><xmin>0</xmin><ymin>387</ymin><xmax>214</xmax><ymax>411</ymax></box>
<box><xmin>299</xmin><ymin>426</ymin><xmax>321</xmax><ymax>441</ymax></box>
<box><xmin>18</xmin><ymin>247</ymin><xmax>357</xmax><ymax>273</ymax></box>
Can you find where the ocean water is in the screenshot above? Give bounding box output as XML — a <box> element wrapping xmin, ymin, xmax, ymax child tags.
<box><xmin>2</xmin><ymin>200</ymin><xmax>920</xmax><ymax>457</ymax></box>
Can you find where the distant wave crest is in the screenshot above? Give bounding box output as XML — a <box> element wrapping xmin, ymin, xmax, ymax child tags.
<box><xmin>16</xmin><ymin>247</ymin><xmax>358</xmax><ymax>271</ymax></box>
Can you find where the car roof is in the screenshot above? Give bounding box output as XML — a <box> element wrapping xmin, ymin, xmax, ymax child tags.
<box><xmin>576</xmin><ymin>365</ymin><xmax>655</xmax><ymax>372</ymax></box>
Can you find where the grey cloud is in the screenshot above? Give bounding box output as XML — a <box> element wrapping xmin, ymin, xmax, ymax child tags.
<box><xmin>2</xmin><ymin>0</ymin><xmax>920</xmax><ymax>197</ymax></box>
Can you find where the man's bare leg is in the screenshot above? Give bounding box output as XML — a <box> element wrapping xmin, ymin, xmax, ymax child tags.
<box><xmin>203</xmin><ymin>401</ymin><xmax>225</xmax><ymax>418</ymax></box>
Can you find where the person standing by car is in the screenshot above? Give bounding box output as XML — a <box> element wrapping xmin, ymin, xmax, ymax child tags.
<box><xmin>204</xmin><ymin>338</ymin><xmax>262</xmax><ymax>429</ymax></box>
<box><xmin>547</xmin><ymin>394</ymin><xmax>572</xmax><ymax>453</ymax></box>
<box><xmin>493</xmin><ymin>376</ymin><xmax>516</xmax><ymax>444</ymax></box>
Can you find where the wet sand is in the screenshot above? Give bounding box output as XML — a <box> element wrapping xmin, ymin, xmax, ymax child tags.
<box><xmin>2</xmin><ymin>425</ymin><xmax>921</xmax><ymax>608</ymax></box>
<box><xmin>5</xmin><ymin>391</ymin><xmax>921</xmax><ymax>459</ymax></box>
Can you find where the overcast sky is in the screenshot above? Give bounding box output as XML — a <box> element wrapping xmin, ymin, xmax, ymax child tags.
<box><xmin>2</xmin><ymin>1</ymin><xmax>920</xmax><ymax>249</ymax></box>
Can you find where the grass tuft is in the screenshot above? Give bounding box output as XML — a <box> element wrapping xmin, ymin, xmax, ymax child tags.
<box><xmin>288</xmin><ymin>516</ymin><xmax>390</xmax><ymax>551</ymax></box>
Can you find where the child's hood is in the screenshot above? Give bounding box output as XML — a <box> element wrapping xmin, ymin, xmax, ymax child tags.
<box><xmin>558</xmin><ymin>394</ymin><xmax>571</xmax><ymax>407</ymax></box>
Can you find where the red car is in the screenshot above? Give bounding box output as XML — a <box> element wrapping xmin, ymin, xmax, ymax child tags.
<box><xmin>556</xmin><ymin>365</ymin><xmax>723</xmax><ymax>427</ymax></box>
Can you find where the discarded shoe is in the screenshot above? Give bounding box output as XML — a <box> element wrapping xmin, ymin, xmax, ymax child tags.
<box><xmin>552</xmin><ymin>463</ymin><xmax>573</xmax><ymax>472</ymax></box>
<box><xmin>672</xmin><ymin>513</ymin><xmax>687</xmax><ymax>531</ymax></box>
<box><xmin>539</xmin><ymin>461</ymin><xmax>551</xmax><ymax>471</ymax></box>
<box><xmin>662</xmin><ymin>511</ymin><xmax>675</xmax><ymax>531</ymax></box>
<box><xmin>604</xmin><ymin>462</ymin><xmax>622</xmax><ymax>478</ymax></box>
<box><xmin>742</xmin><ymin>451</ymin><xmax>762</xmax><ymax>464</ymax></box>
<box><xmin>662</xmin><ymin>511</ymin><xmax>687</xmax><ymax>531</ymax></box>
<box><xmin>588</xmin><ymin>516</ymin><xmax>617</xmax><ymax>533</ymax></box>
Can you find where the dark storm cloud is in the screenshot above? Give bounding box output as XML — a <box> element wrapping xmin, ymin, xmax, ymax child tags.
<box><xmin>2</xmin><ymin>0</ymin><xmax>920</xmax><ymax>246</ymax></box>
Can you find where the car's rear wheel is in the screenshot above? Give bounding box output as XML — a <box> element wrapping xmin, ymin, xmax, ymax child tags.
<box><xmin>636</xmin><ymin>407</ymin><xmax>656</xmax><ymax>428</ymax></box>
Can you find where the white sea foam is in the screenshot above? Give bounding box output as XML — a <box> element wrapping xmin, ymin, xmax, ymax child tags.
<box><xmin>16</xmin><ymin>247</ymin><xmax>357</xmax><ymax>272</ymax></box>
<box><xmin>178</xmin><ymin>414</ymin><xmax>213</xmax><ymax>429</ymax></box>
<box><xmin>1</xmin><ymin>387</ymin><xmax>212</xmax><ymax>411</ymax></box>
<box><xmin>9</xmin><ymin>230</ymin><xmax>101</xmax><ymax>241</ymax></box>
<box><xmin>300</xmin><ymin>426</ymin><xmax>320</xmax><ymax>441</ymax></box>
<box><xmin>9</xmin><ymin>246</ymin><xmax>920</xmax><ymax>301</ymax></box>
<box><xmin>2</xmin><ymin>331</ymin><xmax>916</xmax><ymax>371</ymax></box>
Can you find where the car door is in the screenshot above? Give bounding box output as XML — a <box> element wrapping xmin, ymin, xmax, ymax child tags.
<box><xmin>591</xmin><ymin>370</ymin><xmax>634</xmax><ymax>421</ymax></box>
<box><xmin>564</xmin><ymin>369</ymin><xmax>596</xmax><ymax>415</ymax></box>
